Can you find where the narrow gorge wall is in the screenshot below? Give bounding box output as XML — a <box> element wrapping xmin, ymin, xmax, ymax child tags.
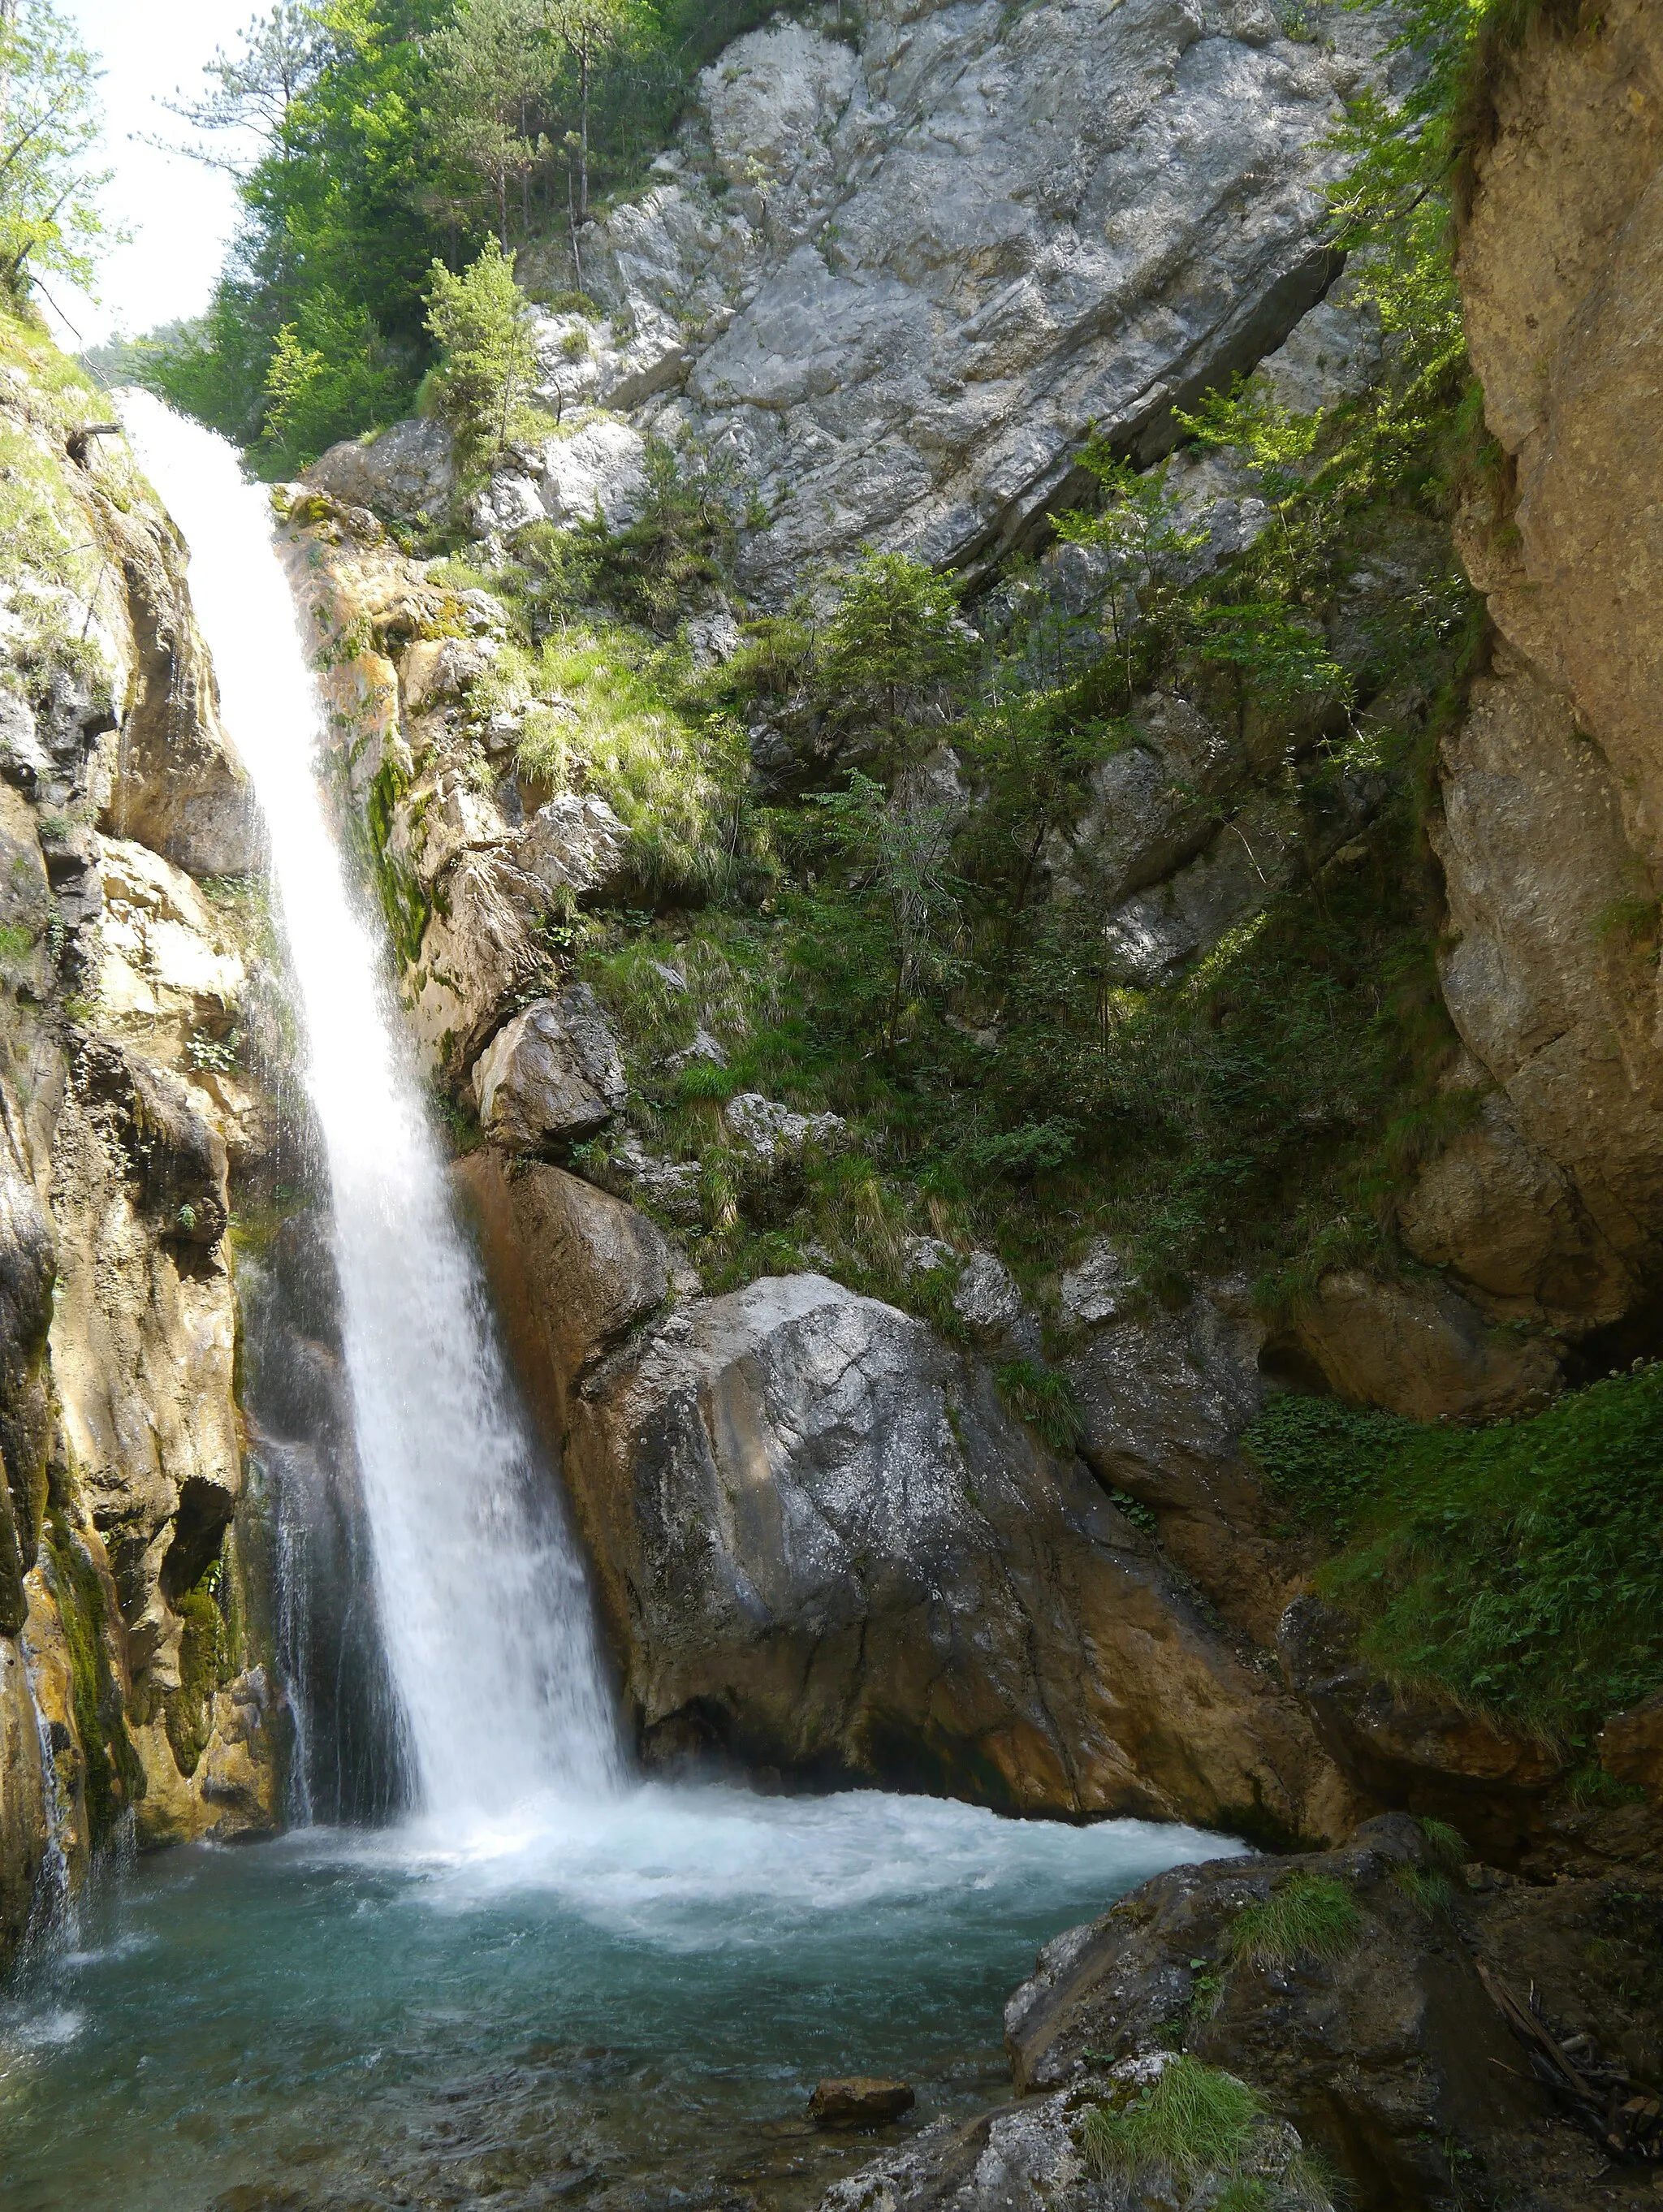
<box><xmin>1404</xmin><ymin>0</ymin><xmax>1663</xmax><ymax>1344</ymax></box>
<box><xmin>0</xmin><ymin>324</ymin><xmax>287</xmax><ymax>1967</ymax></box>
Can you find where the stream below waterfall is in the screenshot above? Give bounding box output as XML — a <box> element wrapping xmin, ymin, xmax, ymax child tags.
<box><xmin>0</xmin><ymin>1797</ymin><xmax>1231</xmax><ymax>2211</ymax></box>
<box><xmin>2</xmin><ymin>400</ymin><xmax>1243</xmax><ymax>2209</ymax></box>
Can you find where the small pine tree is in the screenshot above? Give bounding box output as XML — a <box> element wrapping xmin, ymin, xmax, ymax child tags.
<box><xmin>815</xmin><ymin>551</ymin><xmax>976</xmax><ymax>736</ymax></box>
<box><xmin>423</xmin><ymin>236</ymin><xmax>541</xmax><ymax>464</ymax></box>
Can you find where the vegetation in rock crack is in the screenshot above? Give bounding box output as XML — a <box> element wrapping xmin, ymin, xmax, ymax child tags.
<box><xmin>1245</xmin><ymin>1367</ymin><xmax>1663</xmax><ymax>1742</ymax></box>
<box><xmin>1079</xmin><ymin>2057</ymin><xmax>1263</xmax><ymax>2185</ymax></box>
<box><xmin>1229</xmin><ymin>1872</ymin><xmax>1362</xmax><ymax>1969</ymax></box>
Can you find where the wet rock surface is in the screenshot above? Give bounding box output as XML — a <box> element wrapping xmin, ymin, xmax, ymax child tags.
<box><xmin>811</xmin><ymin>2079</ymin><xmax>918</xmax><ymax>2130</ymax></box>
<box><xmin>458</xmin><ymin>1157</ymin><xmax>1341</xmax><ymax>1830</ymax></box>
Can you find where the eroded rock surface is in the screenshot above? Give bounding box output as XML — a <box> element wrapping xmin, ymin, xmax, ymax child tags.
<box><xmin>988</xmin><ymin>1816</ymin><xmax>1663</xmax><ymax>2211</ymax></box>
<box><xmin>0</xmin><ymin>360</ymin><xmax>287</xmax><ymax>1959</ymax></box>
<box><xmin>459</xmin><ymin>1156</ymin><xmax>1342</xmax><ymax>1833</ymax></box>
<box><xmin>513</xmin><ymin>0</ymin><xmax>1390</xmax><ymax>598</ymax></box>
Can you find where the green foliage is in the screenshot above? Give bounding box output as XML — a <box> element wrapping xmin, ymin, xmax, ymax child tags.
<box><xmin>1394</xmin><ymin>1864</ymin><xmax>1457</xmax><ymax>1917</ymax></box>
<box><xmin>0</xmin><ymin>1</ymin><xmax>112</xmax><ymax>300</ymax></box>
<box><xmin>424</xmin><ymin>235</ymin><xmax>544</xmax><ymax>464</ymax></box>
<box><xmin>496</xmin><ymin>621</ymin><xmax>752</xmax><ymax>902</ymax></box>
<box><xmin>262</xmin><ymin>286</ymin><xmax>405</xmax><ymax>472</ymax></box>
<box><xmin>166</xmin><ymin>1570</ymin><xmax>226</xmax><ymax>1777</ymax></box>
<box><xmin>43</xmin><ymin>1523</ymin><xmax>144</xmax><ymax>1844</ymax></box>
<box><xmin>1419</xmin><ymin>1817</ymin><xmax>1467</xmax><ymax>1873</ymax></box>
<box><xmin>1229</xmin><ymin>1872</ymin><xmax>1362</xmax><ymax>1968</ymax></box>
<box><xmin>559</xmin><ymin>431</ymin><xmax>747</xmax><ymax>628</ymax></box>
<box><xmin>810</xmin><ymin>767</ymin><xmax>965</xmax><ymax>1051</ymax></box>
<box><xmin>364</xmin><ymin>755</ymin><xmax>430</xmax><ymax>963</ymax></box>
<box><xmin>812</xmin><ymin>550</ymin><xmax>976</xmax><ymax>738</ymax></box>
<box><xmin>1246</xmin><ymin>1366</ymin><xmax>1663</xmax><ymax>1739</ymax></box>
<box><xmin>1055</xmin><ymin>444</ymin><xmax>1208</xmax><ymax>698</ymax></box>
<box><xmin>1214</xmin><ymin>2184</ymin><xmax>1272</xmax><ymax>2212</ymax></box>
<box><xmin>1080</xmin><ymin>2059</ymin><xmax>1263</xmax><ymax>2186</ymax></box>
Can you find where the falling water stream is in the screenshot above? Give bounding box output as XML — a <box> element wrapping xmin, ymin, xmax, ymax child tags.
<box><xmin>119</xmin><ymin>391</ymin><xmax>620</xmax><ymax>1823</ymax></box>
<box><xmin>0</xmin><ymin>402</ymin><xmax>1243</xmax><ymax>2212</ymax></box>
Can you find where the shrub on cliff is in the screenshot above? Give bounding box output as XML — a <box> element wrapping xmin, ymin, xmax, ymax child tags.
<box><xmin>423</xmin><ymin>237</ymin><xmax>546</xmax><ymax>465</ymax></box>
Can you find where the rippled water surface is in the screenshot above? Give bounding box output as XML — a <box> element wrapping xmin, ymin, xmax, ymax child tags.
<box><xmin>0</xmin><ymin>1789</ymin><xmax>1239</xmax><ymax>2212</ymax></box>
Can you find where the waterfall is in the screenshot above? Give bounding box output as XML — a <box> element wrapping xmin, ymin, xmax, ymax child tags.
<box><xmin>117</xmin><ymin>395</ymin><xmax>621</xmax><ymax>1824</ymax></box>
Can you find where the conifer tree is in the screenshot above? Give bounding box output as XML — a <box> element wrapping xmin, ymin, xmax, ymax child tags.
<box><xmin>423</xmin><ymin>234</ymin><xmax>540</xmax><ymax>461</ymax></box>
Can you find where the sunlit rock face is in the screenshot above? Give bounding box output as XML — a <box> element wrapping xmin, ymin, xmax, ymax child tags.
<box><xmin>520</xmin><ymin>0</ymin><xmax>1390</xmax><ymax>596</ymax></box>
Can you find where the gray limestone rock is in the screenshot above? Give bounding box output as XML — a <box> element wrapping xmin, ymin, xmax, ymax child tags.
<box><xmin>723</xmin><ymin>1091</ymin><xmax>847</xmax><ymax>1162</ymax></box>
<box><xmin>952</xmin><ymin>1250</ymin><xmax>1043</xmax><ymax>1361</ymax></box>
<box><xmin>551</xmin><ymin>0</ymin><xmax>1389</xmax><ymax>598</ymax></box>
<box><xmin>516</xmin><ymin>793</ymin><xmax>631</xmax><ymax>899</ymax></box>
<box><xmin>1059</xmin><ymin>1239</ymin><xmax>1131</xmax><ymax>1331</ymax></box>
<box><xmin>543</xmin><ymin>1270</ymin><xmax>1335</xmax><ymax>1829</ymax></box>
<box><xmin>472</xmin><ymin>984</ymin><xmax>627</xmax><ymax>1154</ymax></box>
<box><xmin>305</xmin><ymin>418</ymin><xmax>457</xmax><ymax>525</ymax></box>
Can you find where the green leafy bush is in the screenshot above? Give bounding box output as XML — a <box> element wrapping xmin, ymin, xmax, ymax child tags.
<box><xmin>1246</xmin><ymin>1368</ymin><xmax>1663</xmax><ymax>1739</ymax></box>
<box><xmin>424</xmin><ymin>237</ymin><xmax>546</xmax><ymax>464</ymax></box>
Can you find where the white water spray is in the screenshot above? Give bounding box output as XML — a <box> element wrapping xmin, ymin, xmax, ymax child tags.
<box><xmin>119</xmin><ymin>395</ymin><xmax>620</xmax><ymax>1822</ymax></box>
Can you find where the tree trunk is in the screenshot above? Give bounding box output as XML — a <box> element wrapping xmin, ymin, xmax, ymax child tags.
<box><xmin>579</xmin><ymin>43</ymin><xmax>590</xmax><ymax>223</ymax></box>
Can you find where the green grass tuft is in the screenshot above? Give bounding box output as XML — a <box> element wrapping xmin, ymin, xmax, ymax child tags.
<box><xmin>995</xmin><ymin>1359</ymin><xmax>1084</xmax><ymax>1454</ymax></box>
<box><xmin>1080</xmin><ymin>2058</ymin><xmax>1262</xmax><ymax>2184</ymax></box>
<box><xmin>1230</xmin><ymin>1872</ymin><xmax>1362</xmax><ymax>1968</ymax></box>
<box><xmin>1418</xmin><ymin>1817</ymin><xmax>1467</xmax><ymax>1873</ymax></box>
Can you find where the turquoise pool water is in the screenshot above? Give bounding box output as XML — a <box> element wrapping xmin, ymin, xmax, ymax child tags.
<box><xmin>0</xmin><ymin>1786</ymin><xmax>1238</xmax><ymax>2211</ymax></box>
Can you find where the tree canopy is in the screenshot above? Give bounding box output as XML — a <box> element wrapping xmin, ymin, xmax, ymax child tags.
<box><xmin>0</xmin><ymin>0</ymin><xmax>111</xmax><ymax>304</ymax></box>
<box><xmin>120</xmin><ymin>0</ymin><xmax>792</xmax><ymax>469</ymax></box>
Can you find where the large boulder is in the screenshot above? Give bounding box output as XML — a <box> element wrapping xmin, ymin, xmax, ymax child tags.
<box><xmin>1276</xmin><ymin>1266</ymin><xmax>1562</xmax><ymax>1422</ymax></box>
<box><xmin>461</xmin><ymin>1164</ymin><xmax>1342</xmax><ymax>1830</ymax></box>
<box><xmin>472</xmin><ymin>984</ymin><xmax>626</xmax><ymax>1153</ymax></box>
<box><xmin>304</xmin><ymin>417</ymin><xmax>457</xmax><ymax>526</ymax></box>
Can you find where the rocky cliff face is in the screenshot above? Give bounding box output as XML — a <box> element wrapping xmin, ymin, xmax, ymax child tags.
<box><xmin>514</xmin><ymin>0</ymin><xmax>1389</xmax><ymax>593</ymax></box>
<box><xmin>317</xmin><ymin>0</ymin><xmax>1395</xmax><ymax>598</ymax></box>
<box><xmin>270</xmin><ymin>0</ymin><xmax>1663</xmax><ymax>1927</ymax></box>
<box><xmin>1403</xmin><ymin>0</ymin><xmax>1663</xmax><ymax>1341</ymax></box>
<box><xmin>0</xmin><ymin>322</ymin><xmax>284</xmax><ymax>1968</ymax></box>
<box><xmin>281</xmin><ymin>0</ymin><xmax>1663</xmax><ymax>1865</ymax></box>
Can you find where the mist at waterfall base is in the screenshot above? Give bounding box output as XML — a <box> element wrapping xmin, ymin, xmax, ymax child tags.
<box><xmin>0</xmin><ymin>397</ymin><xmax>1243</xmax><ymax>2208</ymax></box>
